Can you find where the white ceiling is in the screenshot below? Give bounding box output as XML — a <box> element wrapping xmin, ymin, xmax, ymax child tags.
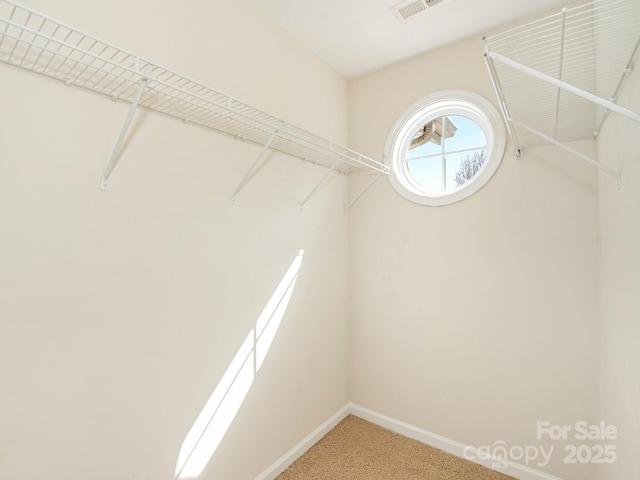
<box><xmin>251</xmin><ymin>0</ymin><xmax>571</xmax><ymax>78</ymax></box>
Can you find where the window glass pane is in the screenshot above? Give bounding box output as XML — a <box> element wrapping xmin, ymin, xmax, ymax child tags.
<box><xmin>404</xmin><ymin>114</ymin><xmax>487</xmax><ymax>192</ymax></box>
<box><xmin>406</xmin><ymin>156</ymin><xmax>443</xmax><ymax>191</ymax></box>
<box><xmin>407</xmin><ymin>139</ymin><xmax>441</xmax><ymax>159</ymax></box>
<box><xmin>445</xmin><ymin>115</ymin><xmax>485</xmax><ymax>151</ymax></box>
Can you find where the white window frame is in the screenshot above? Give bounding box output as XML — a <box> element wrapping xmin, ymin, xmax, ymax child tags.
<box><xmin>384</xmin><ymin>90</ymin><xmax>506</xmax><ymax>206</ymax></box>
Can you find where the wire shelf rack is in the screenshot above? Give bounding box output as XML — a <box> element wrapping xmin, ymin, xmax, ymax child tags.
<box><xmin>0</xmin><ymin>0</ymin><xmax>388</xmax><ymax>205</ymax></box>
<box><xmin>484</xmin><ymin>0</ymin><xmax>640</xmax><ymax>182</ymax></box>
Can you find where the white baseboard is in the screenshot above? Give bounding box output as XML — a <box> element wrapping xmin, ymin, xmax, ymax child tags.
<box><xmin>254</xmin><ymin>402</ymin><xmax>564</xmax><ymax>480</ymax></box>
<box><xmin>253</xmin><ymin>403</ymin><xmax>351</xmax><ymax>480</ymax></box>
<box><xmin>349</xmin><ymin>403</ymin><xmax>565</xmax><ymax>480</ymax></box>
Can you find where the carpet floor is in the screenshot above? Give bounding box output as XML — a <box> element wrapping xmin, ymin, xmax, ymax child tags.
<box><xmin>276</xmin><ymin>415</ymin><xmax>515</xmax><ymax>480</ymax></box>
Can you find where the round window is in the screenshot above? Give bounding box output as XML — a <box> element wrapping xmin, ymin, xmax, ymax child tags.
<box><xmin>385</xmin><ymin>90</ymin><xmax>505</xmax><ymax>206</ymax></box>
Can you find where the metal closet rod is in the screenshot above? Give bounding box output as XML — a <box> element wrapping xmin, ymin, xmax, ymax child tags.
<box><xmin>0</xmin><ymin>0</ymin><xmax>388</xmax><ymax>211</ymax></box>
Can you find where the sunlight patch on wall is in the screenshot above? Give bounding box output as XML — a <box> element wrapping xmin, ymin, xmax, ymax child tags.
<box><xmin>175</xmin><ymin>250</ymin><xmax>305</xmax><ymax>479</ymax></box>
<box><xmin>256</xmin><ymin>251</ymin><xmax>303</xmax><ymax>371</ymax></box>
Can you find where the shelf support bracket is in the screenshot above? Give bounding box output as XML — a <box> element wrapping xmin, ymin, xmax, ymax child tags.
<box><xmin>553</xmin><ymin>8</ymin><xmax>568</xmax><ymax>139</ymax></box>
<box><xmin>299</xmin><ymin>159</ymin><xmax>341</xmax><ymax>212</ymax></box>
<box><xmin>594</xmin><ymin>35</ymin><xmax>640</xmax><ymax>138</ymax></box>
<box><xmin>231</xmin><ymin>123</ymin><xmax>283</xmax><ymax>205</ymax></box>
<box><xmin>344</xmin><ymin>172</ymin><xmax>383</xmax><ymax>213</ymax></box>
<box><xmin>483</xmin><ymin>48</ymin><xmax>521</xmax><ymax>158</ymax></box>
<box><xmin>101</xmin><ymin>61</ymin><xmax>152</xmax><ymax>190</ymax></box>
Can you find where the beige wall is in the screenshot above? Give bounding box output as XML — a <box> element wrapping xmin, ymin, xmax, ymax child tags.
<box><xmin>348</xmin><ymin>36</ymin><xmax>599</xmax><ymax>480</ymax></box>
<box><xmin>0</xmin><ymin>1</ymin><xmax>350</xmax><ymax>479</ymax></box>
<box><xmin>596</xmin><ymin>58</ymin><xmax>640</xmax><ymax>480</ymax></box>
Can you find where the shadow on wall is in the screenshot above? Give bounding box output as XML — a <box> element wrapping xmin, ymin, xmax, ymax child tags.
<box><xmin>174</xmin><ymin>249</ymin><xmax>305</xmax><ymax>479</ymax></box>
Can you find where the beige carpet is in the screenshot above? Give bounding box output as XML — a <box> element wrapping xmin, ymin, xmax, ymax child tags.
<box><xmin>277</xmin><ymin>415</ymin><xmax>515</xmax><ymax>480</ymax></box>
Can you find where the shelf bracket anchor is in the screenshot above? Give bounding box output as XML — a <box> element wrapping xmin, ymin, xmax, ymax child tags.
<box><xmin>344</xmin><ymin>172</ymin><xmax>383</xmax><ymax>213</ymax></box>
<box><xmin>483</xmin><ymin>46</ymin><xmax>521</xmax><ymax>159</ymax></box>
<box><xmin>231</xmin><ymin>123</ymin><xmax>283</xmax><ymax>205</ymax></box>
<box><xmin>101</xmin><ymin>62</ymin><xmax>152</xmax><ymax>190</ymax></box>
<box><xmin>299</xmin><ymin>159</ymin><xmax>341</xmax><ymax>212</ymax></box>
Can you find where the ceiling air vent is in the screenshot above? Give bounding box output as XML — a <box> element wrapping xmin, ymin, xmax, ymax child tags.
<box><xmin>391</xmin><ymin>0</ymin><xmax>448</xmax><ymax>23</ymax></box>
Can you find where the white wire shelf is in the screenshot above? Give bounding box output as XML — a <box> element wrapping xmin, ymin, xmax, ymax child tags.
<box><xmin>0</xmin><ymin>0</ymin><xmax>388</xmax><ymax>207</ymax></box>
<box><xmin>484</xmin><ymin>0</ymin><xmax>640</xmax><ymax>182</ymax></box>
